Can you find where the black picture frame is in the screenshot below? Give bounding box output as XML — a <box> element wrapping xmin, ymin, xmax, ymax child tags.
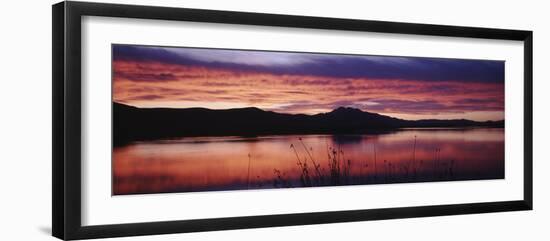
<box><xmin>52</xmin><ymin>1</ymin><xmax>533</xmax><ymax>240</ymax></box>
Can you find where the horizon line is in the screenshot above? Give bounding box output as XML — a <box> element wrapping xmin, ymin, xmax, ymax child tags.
<box><xmin>113</xmin><ymin>101</ymin><xmax>504</xmax><ymax>123</ymax></box>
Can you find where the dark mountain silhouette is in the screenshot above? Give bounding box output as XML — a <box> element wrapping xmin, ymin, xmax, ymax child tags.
<box><xmin>113</xmin><ymin>102</ymin><xmax>504</xmax><ymax>145</ymax></box>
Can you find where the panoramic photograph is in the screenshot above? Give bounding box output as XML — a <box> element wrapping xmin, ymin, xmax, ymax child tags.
<box><xmin>112</xmin><ymin>44</ymin><xmax>505</xmax><ymax>195</ymax></box>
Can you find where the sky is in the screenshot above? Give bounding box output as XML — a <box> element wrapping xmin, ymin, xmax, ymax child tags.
<box><xmin>112</xmin><ymin>45</ymin><xmax>505</xmax><ymax>121</ymax></box>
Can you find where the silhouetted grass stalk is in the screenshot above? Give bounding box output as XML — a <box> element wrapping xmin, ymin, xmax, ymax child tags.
<box><xmin>269</xmin><ymin>136</ymin><xmax>459</xmax><ymax>189</ymax></box>
<box><xmin>412</xmin><ymin>135</ymin><xmax>417</xmax><ymax>179</ymax></box>
<box><xmin>373</xmin><ymin>143</ymin><xmax>377</xmax><ymax>181</ymax></box>
<box><xmin>247</xmin><ymin>153</ymin><xmax>251</xmax><ymax>189</ymax></box>
<box><xmin>299</xmin><ymin>138</ymin><xmax>323</xmax><ymax>184</ymax></box>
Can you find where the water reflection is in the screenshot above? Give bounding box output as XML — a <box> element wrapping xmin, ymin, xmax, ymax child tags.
<box><xmin>113</xmin><ymin>128</ymin><xmax>504</xmax><ymax>195</ymax></box>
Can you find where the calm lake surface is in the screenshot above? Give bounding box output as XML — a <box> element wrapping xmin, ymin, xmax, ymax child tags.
<box><xmin>113</xmin><ymin>128</ymin><xmax>504</xmax><ymax>195</ymax></box>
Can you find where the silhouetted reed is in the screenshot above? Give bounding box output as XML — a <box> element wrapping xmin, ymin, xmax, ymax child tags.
<box><xmin>247</xmin><ymin>153</ymin><xmax>252</xmax><ymax>189</ymax></box>
<box><xmin>298</xmin><ymin>138</ymin><xmax>323</xmax><ymax>184</ymax></box>
<box><xmin>290</xmin><ymin>139</ymin><xmax>354</xmax><ymax>187</ymax></box>
<box><xmin>290</xmin><ymin>143</ymin><xmax>313</xmax><ymax>187</ymax></box>
<box><xmin>269</xmin><ymin>136</ymin><xmax>459</xmax><ymax>189</ymax></box>
<box><xmin>273</xmin><ymin>169</ymin><xmax>292</xmax><ymax>188</ymax></box>
<box><xmin>412</xmin><ymin>135</ymin><xmax>417</xmax><ymax>179</ymax></box>
<box><xmin>373</xmin><ymin>143</ymin><xmax>378</xmax><ymax>181</ymax></box>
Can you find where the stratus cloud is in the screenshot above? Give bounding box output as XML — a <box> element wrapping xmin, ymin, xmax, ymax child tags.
<box><xmin>113</xmin><ymin>45</ymin><xmax>505</xmax><ymax>83</ymax></box>
<box><xmin>113</xmin><ymin>57</ymin><xmax>504</xmax><ymax>121</ymax></box>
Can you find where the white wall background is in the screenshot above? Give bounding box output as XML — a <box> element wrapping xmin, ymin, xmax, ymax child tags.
<box><xmin>0</xmin><ymin>0</ymin><xmax>547</xmax><ymax>240</ymax></box>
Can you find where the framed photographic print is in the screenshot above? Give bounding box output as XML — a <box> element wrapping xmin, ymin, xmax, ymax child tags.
<box><xmin>52</xmin><ymin>1</ymin><xmax>533</xmax><ymax>240</ymax></box>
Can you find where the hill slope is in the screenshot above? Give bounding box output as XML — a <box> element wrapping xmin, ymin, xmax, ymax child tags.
<box><xmin>113</xmin><ymin>102</ymin><xmax>503</xmax><ymax>144</ymax></box>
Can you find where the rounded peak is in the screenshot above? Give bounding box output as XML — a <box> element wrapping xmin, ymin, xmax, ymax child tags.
<box><xmin>330</xmin><ymin>106</ymin><xmax>363</xmax><ymax>114</ymax></box>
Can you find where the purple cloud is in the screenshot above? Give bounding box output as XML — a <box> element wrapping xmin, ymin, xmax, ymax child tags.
<box><xmin>113</xmin><ymin>45</ymin><xmax>504</xmax><ymax>84</ymax></box>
